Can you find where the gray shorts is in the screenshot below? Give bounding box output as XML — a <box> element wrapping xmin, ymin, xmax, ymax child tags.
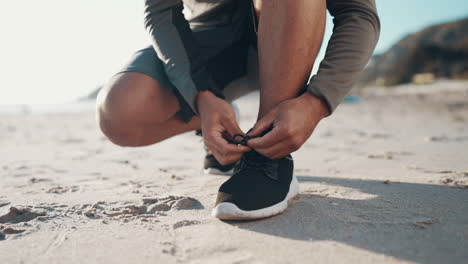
<box><xmin>117</xmin><ymin>36</ymin><xmax>259</xmax><ymax>122</ymax></box>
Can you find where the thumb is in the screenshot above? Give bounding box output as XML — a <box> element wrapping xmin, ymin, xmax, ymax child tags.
<box><xmin>248</xmin><ymin>110</ymin><xmax>276</xmax><ymax>137</ymax></box>
<box><xmin>223</xmin><ymin>115</ymin><xmax>245</xmax><ymax>137</ymax></box>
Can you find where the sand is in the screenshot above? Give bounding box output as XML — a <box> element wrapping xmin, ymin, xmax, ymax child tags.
<box><xmin>0</xmin><ymin>80</ymin><xmax>467</xmax><ymax>264</ymax></box>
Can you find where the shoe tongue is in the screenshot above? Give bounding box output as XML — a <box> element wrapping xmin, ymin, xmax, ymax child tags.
<box><xmin>244</xmin><ymin>150</ymin><xmax>271</xmax><ymax>162</ymax></box>
<box><xmin>242</xmin><ymin>151</ymin><xmax>279</xmax><ymax>181</ymax></box>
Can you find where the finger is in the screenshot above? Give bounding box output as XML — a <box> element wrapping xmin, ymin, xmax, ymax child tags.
<box><xmin>248</xmin><ymin>125</ymin><xmax>285</xmax><ymax>149</ymax></box>
<box><xmin>210</xmin><ymin>146</ymin><xmax>244</xmax><ymax>165</ymax></box>
<box><xmin>254</xmin><ymin>139</ymin><xmax>291</xmax><ymax>159</ymax></box>
<box><xmin>247</xmin><ymin>110</ymin><xmax>276</xmax><ymax>137</ymax></box>
<box><xmin>212</xmin><ymin>133</ymin><xmax>251</xmax><ymax>153</ymax></box>
<box><xmin>210</xmin><ymin>149</ymin><xmax>230</xmax><ymax>166</ymax></box>
<box><xmin>222</xmin><ymin>117</ymin><xmax>245</xmax><ymax>138</ymax></box>
<box><xmin>220</xmin><ymin>152</ymin><xmax>244</xmax><ymax>165</ymax></box>
<box><xmin>264</xmin><ymin>136</ymin><xmax>303</xmax><ymax>159</ymax></box>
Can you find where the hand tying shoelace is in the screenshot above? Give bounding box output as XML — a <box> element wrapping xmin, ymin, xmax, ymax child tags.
<box><xmin>228</xmin><ymin>126</ymin><xmax>273</xmax><ymax>146</ymax></box>
<box><xmin>228</xmin><ymin>134</ymin><xmax>252</xmax><ymax>146</ymax></box>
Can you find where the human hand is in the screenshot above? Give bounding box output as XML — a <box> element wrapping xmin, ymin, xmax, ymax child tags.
<box><xmin>247</xmin><ymin>93</ymin><xmax>329</xmax><ymax>159</ymax></box>
<box><xmin>196</xmin><ymin>91</ymin><xmax>250</xmax><ymax>165</ymax></box>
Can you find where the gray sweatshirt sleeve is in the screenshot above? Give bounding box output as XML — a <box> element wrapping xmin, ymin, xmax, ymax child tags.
<box><xmin>144</xmin><ymin>0</ymin><xmax>221</xmax><ymax>114</ymax></box>
<box><xmin>307</xmin><ymin>0</ymin><xmax>380</xmax><ymax>114</ymax></box>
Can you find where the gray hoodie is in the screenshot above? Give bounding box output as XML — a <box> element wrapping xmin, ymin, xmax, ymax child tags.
<box><xmin>144</xmin><ymin>0</ymin><xmax>380</xmax><ymax>114</ymax></box>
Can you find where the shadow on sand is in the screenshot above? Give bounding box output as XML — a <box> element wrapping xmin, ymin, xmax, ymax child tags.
<box><xmin>232</xmin><ymin>176</ymin><xmax>468</xmax><ymax>264</ymax></box>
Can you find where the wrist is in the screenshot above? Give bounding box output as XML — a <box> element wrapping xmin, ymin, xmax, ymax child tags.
<box><xmin>300</xmin><ymin>92</ymin><xmax>330</xmax><ymax>119</ymax></box>
<box><xmin>195</xmin><ymin>90</ymin><xmax>215</xmax><ymax>113</ymax></box>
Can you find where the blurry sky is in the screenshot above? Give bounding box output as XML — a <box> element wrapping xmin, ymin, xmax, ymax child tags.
<box><xmin>0</xmin><ymin>0</ymin><xmax>467</xmax><ymax>105</ymax></box>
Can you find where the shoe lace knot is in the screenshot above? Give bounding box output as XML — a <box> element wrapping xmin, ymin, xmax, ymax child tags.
<box><xmin>235</xmin><ymin>151</ymin><xmax>278</xmax><ymax>180</ymax></box>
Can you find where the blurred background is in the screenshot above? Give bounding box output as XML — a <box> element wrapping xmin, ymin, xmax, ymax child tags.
<box><xmin>0</xmin><ymin>0</ymin><xmax>467</xmax><ymax>108</ymax></box>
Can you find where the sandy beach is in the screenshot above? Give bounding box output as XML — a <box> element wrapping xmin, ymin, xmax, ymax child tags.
<box><xmin>1</xmin><ymin>80</ymin><xmax>467</xmax><ymax>264</ymax></box>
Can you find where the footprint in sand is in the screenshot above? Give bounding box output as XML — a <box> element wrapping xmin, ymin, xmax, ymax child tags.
<box><xmin>0</xmin><ymin>202</ymin><xmax>94</xmax><ymax>240</ymax></box>
<box><xmin>161</xmin><ymin>242</ymin><xmax>177</xmax><ymax>255</ymax></box>
<box><xmin>173</xmin><ymin>220</ymin><xmax>201</xmax><ymax>229</ymax></box>
<box><xmin>423</xmin><ymin>169</ymin><xmax>454</xmax><ymax>174</ymax></box>
<box><xmin>368</xmin><ymin>151</ymin><xmax>414</xmax><ymax>160</ymax></box>
<box><xmin>370</xmin><ymin>133</ymin><xmax>391</xmax><ymax>139</ymax></box>
<box><xmin>0</xmin><ymin>207</ymin><xmax>46</xmax><ymax>240</ymax></box>
<box><xmin>446</xmin><ymin>102</ymin><xmax>468</xmax><ymax>111</ymax></box>
<box><xmin>110</xmin><ymin>159</ymin><xmax>133</xmax><ymax>165</ymax></box>
<box><xmin>29</xmin><ymin>177</ymin><xmax>52</xmax><ymax>184</ymax></box>
<box><xmin>143</xmin><ymin>196</ymin><xmax>204</xmax><ymax>210</ymax></box>
<box><xmin>1</xmin><ymin>226</ymin><xmax>25</xmax><ymax>234</ymax></box>
<box><xmin>368</xmin><ymin>154</ymin><xmax>393</xmax><ymax>160</ymax></box>
<box><xmin>0</xmin><ymin>196</ymin><xmax>204</xmax><ymax>240</ymax></box>
<box><xmin>81</xmin><ymin>196</ymin><xmax>204</xmax><ymax>223</ymax></box>
<box><xmin>439</xmin><ymin>173</ymin><xmax>468</xmax><ymax>189</ymax></box>
<box><xmin>351</xmin><ymin>130</ymin><xmax>391</xmax><ymax>139</ymax></box>
<box><xmin>424</xmin><ymin>135</ymin><xmax>468</xmax><ymax>142</ymax></box>
<box><xmin>0</xmin><ymin>207</ymin><xmax>46</xmax><ymax>224</ymax></box>
<box><xmin>46</xmin><ymin>185</ymin><xmax>79</xmax><ymax>194</ymax></box>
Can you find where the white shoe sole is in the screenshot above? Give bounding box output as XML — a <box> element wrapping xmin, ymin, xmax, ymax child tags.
<box><xmin>211</xmin><ymin>175</ymin><xmax>299</xmax><ymax>220</ymax></box>
<box><xmin>203</xmin><ymin>168</ymin><xmax>234</xmax><ymax>176</ymax></box>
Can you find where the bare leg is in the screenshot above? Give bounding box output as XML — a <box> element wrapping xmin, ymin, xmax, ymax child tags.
<box><xmin>255</xmin><ymin>0</ymin><xmax>326</xmax><ymax>118</ymax></box>
<box><xmin>97</xmin><ymin>72</ymin><xmax>200</xmax><ymax>146</ymax></box>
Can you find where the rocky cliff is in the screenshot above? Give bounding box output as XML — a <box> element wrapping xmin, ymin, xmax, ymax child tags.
<box><xmin>359</xmin><ymin>17</ymin><xmax>468</xmax><ymax>87</ymax></box>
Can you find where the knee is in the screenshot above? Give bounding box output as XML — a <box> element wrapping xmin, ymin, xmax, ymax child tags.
<box><xmin>96</xmin><ymin>103</ymin><xmax>142</xmax><ymax>147</ymax></box>
<box><xmin>98</xmin><ymin>117</ymin><xmax>170</xmax><ymax>147</ymax></box>
<box><xmin>96</xmin><ymin>73</ymin><xmax>170</xmax><ymax>146</ymax></box>
<box><xmin>98</xmin><ymin>114</ymin><xmax>144</xmax><ymax>147</ymax></box>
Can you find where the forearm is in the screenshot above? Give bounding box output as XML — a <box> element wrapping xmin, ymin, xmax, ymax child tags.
<box><xmin>307</xmin><ymin>0</ymin><xmax>381</xmax><ymax>114</ymax></box>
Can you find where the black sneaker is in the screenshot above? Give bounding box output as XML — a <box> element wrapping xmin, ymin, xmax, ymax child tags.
<box><xmin>203</xmin><ymin>153</ymin><xmax>236</xmax><ymax>176</ymax></box>
<box><xmin>212</xmin><ymin>151</ymin><xmax>299</xmax><ymax>220</ymax></box>
<box><xmin>197</xmin><ymin>130</ymin><xmax>237</xmax><ymax>176</ymax></box>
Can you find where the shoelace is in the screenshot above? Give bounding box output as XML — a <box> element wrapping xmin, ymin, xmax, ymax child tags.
<box><xmin>228</xmin><ymin>134</ymin><xmax>252</xmax><ymax>146</ymax></box>
<box><xmin>227</xmin><ymin>130</ymin><xmax>279</xmax><ymax>180</ymax></box>
<box><xmin>235</xmin><ymin>150</ymin><xmax>278</xmax><ymax>181</ymax></box>
<box><xmin>228</xmin><ymin>126</ymin><xmax>272</xmax><ymax>146</ymax></box>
